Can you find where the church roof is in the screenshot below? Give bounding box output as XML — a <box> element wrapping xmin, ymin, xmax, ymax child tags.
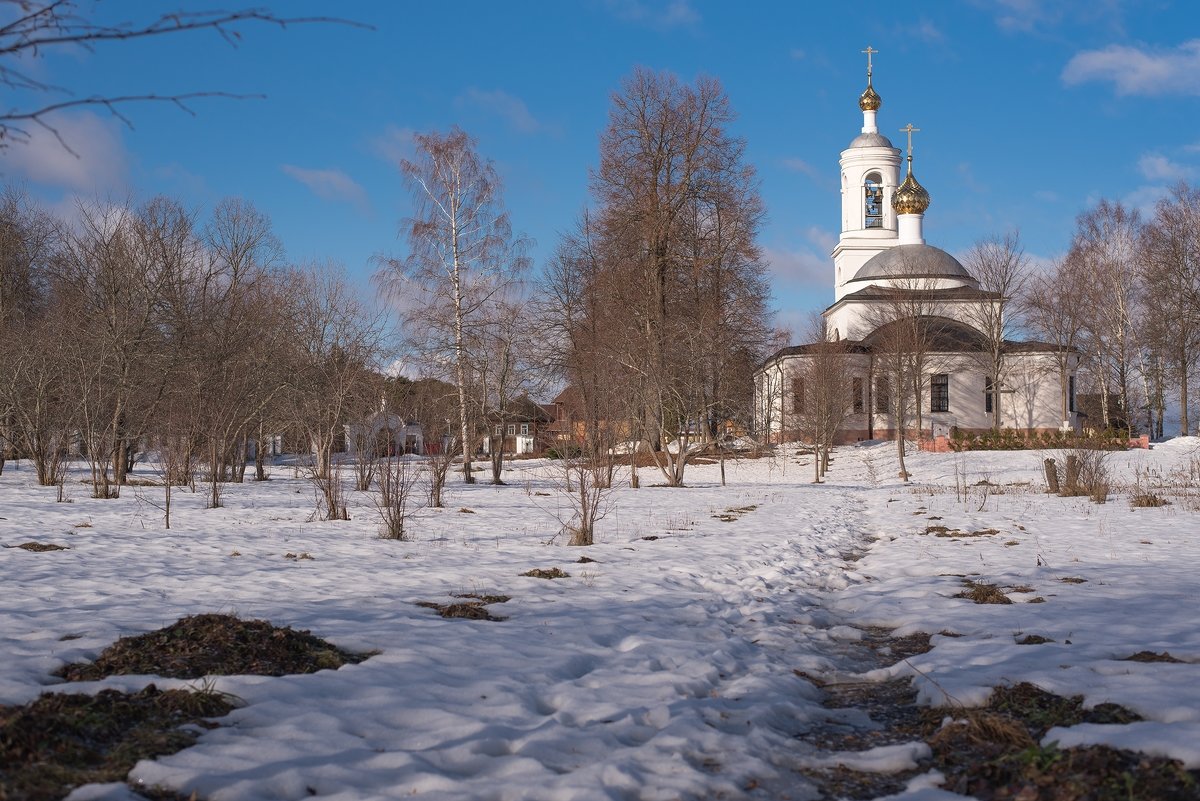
<box><xmin>848</xmin><ymin>131</ymin><xmax>895</xmax><ymax>149</ymax></box>
<box><xmin>833</xmin><ymin>284</ymin><xmax>1000</xmax><ymax>303</ymax></box>
<box><xmin>862</xmin><ymin>316</ymin><xmax>986</xmax><ymax>352</ymax></box>
<box><xmin>758</xmin><ymin>326</ymin><xmax>1074</xmax><ymax>369</ymax></box>
<box><xmin>848</xmin><ymin>243</ymin><xmax>976</xmax><ymax>284</ymax></box>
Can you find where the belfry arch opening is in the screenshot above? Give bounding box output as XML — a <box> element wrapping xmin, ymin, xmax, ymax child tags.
<box><xmin>864</xmin><ymin>172</ymin><xmax>883</xmax><ymax>229</ymax></box>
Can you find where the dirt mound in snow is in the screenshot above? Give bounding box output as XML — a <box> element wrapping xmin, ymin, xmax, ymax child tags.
<box><xmin>0</xmin><ymin>683</ymin><xmax>234</xmax><ymax>801</ymax></box>
<box><xmin>56</xmin><ymin>613</ymin><xmax>373</xmax><ymax>681</ymax></box>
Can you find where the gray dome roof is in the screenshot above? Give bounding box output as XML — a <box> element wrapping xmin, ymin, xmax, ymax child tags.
<box><xmin>848</xmin><ymin>132</ymin><xmax>895</xmax><ymax>149</ymax></box>
<box><xmin>849</xmin><ymin>244</ymin><xmax>976</xmax><ymax>284</ymax></box>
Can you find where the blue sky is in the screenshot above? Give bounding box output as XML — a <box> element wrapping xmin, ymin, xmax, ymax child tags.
<box><xmin>4</xmin><ymin>1</ymin><xmax>1198</xmax><ymax>337</ymax></box>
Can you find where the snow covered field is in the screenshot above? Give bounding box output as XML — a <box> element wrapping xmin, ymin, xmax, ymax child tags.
<box><xmin>2</xmin><ymin>440</ymin><xmax>1199</xmax><ymax>800</ymax></box>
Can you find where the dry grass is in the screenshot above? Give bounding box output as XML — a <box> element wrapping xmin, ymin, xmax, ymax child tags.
<box><xmin>1130</xmin><ymin>492</ymin><xmax>1169</xmax><ymax>508</ymax></box>
<box><xmin>954</xmin><ymin>580</ymin><xmax>1013</xmax><ymax>605</ymax></box>
<box><xmin>927</xmin><ymin>683</ymin><xmax>1184</xmax><ymax>800</ymax></box>
<box><xmin>452</xmin><ymin>593</ymin><xmax>511</xmax><ymax>605</ymax></box>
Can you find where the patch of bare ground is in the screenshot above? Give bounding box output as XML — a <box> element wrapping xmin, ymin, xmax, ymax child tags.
<box><xmin>0</xmin><ymin>684</ymin><xmax>235</xmax><ymax>801</ymax></box>
<box><xmin>930</xmin><ymin>683</ymin><xmax>1198</xmax><ymax>800</ymax></box>
<box><xmin>415</xmin><ymin>602</ymin><xmax>506</xmax><ymax>621</ymax></box>
<box><xmin>55</xmin><ymin>614</ymin><xmax>373</xmax><ymax>681</ymax></box>
<box><xmin>713</xmin><ymin>504</ymin><xmax>758</xmax><ymax>523</ymax></box>
<box><xmin>521</xmin><ymin>567</ymin><xmax>570</xmax><ymax>580</ymax></box>
<box><xmin>1016</xmin><ymin>634</ymin><xmax>1055</xmax><ymax>645</ymax></box>
<box><xmin>417</xmin><ymin>594</ymin><xmax>510</xmax><ymax>622</ymax></box>
<box><xmin>794</xmin><ymin>628</ymin><xmax>1198</xmax><ymax>801</ymax></box>
<box><xmin>1122</xmin><ymin>650</ymin><xmax>1185</xmax><ymax>663</ymax></box>
<box><xmin>794</xmin><ymin>629</ymin><xmax>933</xmax><ymax>798</ymax></box>
<box><xmin>4</xmin><ymin>542</ymin><xmax>69</xmax><ymax>552</ymax></box>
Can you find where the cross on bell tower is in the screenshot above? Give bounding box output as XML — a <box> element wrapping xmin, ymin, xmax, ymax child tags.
<box><xmin>862</xmin><ymin>45</ymin><xmax>877</xmax><ymax>83</ymax></box>
<box><xmin>900</xmin><ymin>123</ymin><xmax>920</xmax><ymax>162</ymax></box>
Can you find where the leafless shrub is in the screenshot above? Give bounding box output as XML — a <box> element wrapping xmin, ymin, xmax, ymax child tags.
<box><xmin>556</xmin><ymin>448</ymin><xmax>614</xmax><ymax>547</ymax></box>
<box><xmin>309</xmin><ymin>464</ymin><xmax>349</xmax><ymax>522</ymax></box>
<box><xmin>1049</xmin><ymin>447</ymin><xmax>1112</xmax><ymax>503</ymax></box>
<box><xmin>374</xmin><ymin>456</ymin><xmax>423</xmax><ymax>540</ymax></box>
<box><xmin>349</xmin><ymin>434</ymin><xmax>377</xmax><ymax>493</ymax></box>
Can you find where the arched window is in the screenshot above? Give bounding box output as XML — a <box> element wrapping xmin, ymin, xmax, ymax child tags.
<box><xmin>864</xmin><ymin>172</ymin><xmax>883</xmax><ymax>229</ymax></box>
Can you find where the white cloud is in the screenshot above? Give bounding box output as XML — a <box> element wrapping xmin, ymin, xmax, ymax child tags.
<box><xmin>956</xmin><ymin>162</ymin><xmax>987</xmax><ymax>194</ymax></box>
<box><xmin>804</xmin><ymin>226</ymin><xmax>837</xmax><ymax>253</ymax></box>
<box><xmin>1062</xmin><ymin>39</ymin><xmax>1200</xmax><ymax>96</ymax></box>
<box><xmin>782</xmin><ymin>157</ymin><xmax>823</xmax><ymax>181</ymax></box>
<box><xmin>457</xmin><ymin>88</ymin><xmax>543</xmax><ymax>134</ymax></box>
<box><xmin>1123</xmin><ymin>184</ymin><xmax>1170</xmax><ymax>216</ymax></box>
<box><xmin>783</xmin><ymin>157</ymin><xmax>836</xmax><ymax>190</ymax></box>
<box><xmin>987</xmin><ymin>0</ymin><xmax>1059</xmax><ymax>32</ymax></box>
<box><xmin>891</xmin><ymin>19</ymin><xmax>945</xmax><ymax>44</ymax></box>
<box><xmin>1138</xmin><ymin>152</ymin><xmax>1195</xmax><ymax>181</ymax></box>
<box><xmin>280</xmin><ymin>165</ymin><xmax>369</xmax><ymax>211</ymax></box>
<box><xmin>0</xmin><ymin>111</ymin><xmax>128</xmax><ymax>191</ymax></box>
<box><xmin>371</xmin><ymin>125</ymin><xmax>415</xmax><ymax>165</ymax></box>
<box><xmin>789</xmin><ymin>48</ymin><xmax>806</xmax><ymax>61</ymax></box>
<box><xmin>604</xmin><ymin>0</ymin><xmax>699</xmax><ymax>29</ymax></box>
<box><xmin>763</xmin><ymin>245</ymin><xmax>829</xmax><ymax>291</ymax></box>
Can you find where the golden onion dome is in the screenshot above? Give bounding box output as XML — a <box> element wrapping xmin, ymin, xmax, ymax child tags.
<box><xmin>858</xmin><ymin>82</ymin><xmax>881</xmax><ymax>111</ymax></box>
<box><xmin>893</xmin><ymin>163</ymin><xmax>931</xmax><ymax>215</ymax></box>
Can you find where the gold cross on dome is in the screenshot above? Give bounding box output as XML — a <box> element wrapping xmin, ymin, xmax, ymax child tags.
<box><xmin>900</xmin><ymin>123</ymin><xmax>921</xmax><ymax>158</ymax></box>
<box><xmin>862</xmin><ymin>45</ymin><xmax>878</xmax><ymax>78</ymax></box>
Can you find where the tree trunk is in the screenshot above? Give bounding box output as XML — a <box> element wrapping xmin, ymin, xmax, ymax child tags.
<box><xmin>1181</xmin><ymin>361</ymin><xmax>1190</xmax><ymax>437</ymax></box>
<box><xmin>255</xmin><ymin>432</ymin><xmax>267</xmax><ymax>481</ymax></box>
<box><xmin>1043</xmin><ymin>459</ymin><xmax>1059</xmax><ymax>493</ymax></box>
<box><xmin>490</xmin><ymin>435</ymin><xmax>504</xmax><ymax>484</ymax></box>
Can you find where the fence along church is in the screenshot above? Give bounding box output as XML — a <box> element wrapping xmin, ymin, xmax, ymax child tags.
<box><xmin>755</xmin><ymin>49</ymin><xmax>1079</xmax><ymax>444</ymax></box>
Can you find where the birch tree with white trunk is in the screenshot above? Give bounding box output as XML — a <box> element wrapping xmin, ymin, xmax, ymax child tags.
<box><xmin>381</xmin><ymin>127</ymin><xmax>529</xmax><ymax>485</ymax></box>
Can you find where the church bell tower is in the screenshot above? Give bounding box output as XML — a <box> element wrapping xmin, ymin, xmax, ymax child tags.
<box><xmin>831</xmin><ymin>46</ymin><xmax>902</xmax><ymax>301</ymax></box>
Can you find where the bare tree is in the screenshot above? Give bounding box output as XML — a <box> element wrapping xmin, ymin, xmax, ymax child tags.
<box><xmin>58</xmin><ymin>197</ymin><xmax>187</xmax><ymax>497</ymax></box>
<box><xmin>538</xmin><ymin>210</ymin><xmax>632</xmax><ymax>486</ymax></box>
<box><xmin>858</xmin><ymin>260</ymin><xmax>951</xmax><ymax>480</ymax></box>
<box><xmin>584</xmin><ymin>67</ymin><xmax>771</xmax><ymax>487</ymax></box>
<box><xmin>1140</xmin><ymin>182</ymin><xmax>1200</xmax><ymax>436</ymax></box>
<box><xmin>792</xmin><ymin>317</ymin><xmax>854</xmax><ymax>482</ymax></box>
<box><xmin>380</xmin><ymin>127</ymin><xmax>529</xmax><ymax>486</ymax></box>
<box><xmin>386</xmin><ymin>376</ymin><xmax>460</xmax><ymax>508</ymax></box>
<box><xmin>1025</xmin><ymin>256</ymin><xmax>1088</xmax><ymax>427</ymax></box>
<box><xmin>962</xmin><ymin>231</ymin><xmax>1029</xmax><ymax>430</ymax></box>
<box><xmin>288</xmin><ymin>263</ymin><xmax>389</xmax><ymax>521</ymax></box>
<box><xmin>0</xmin><ymin>2</ymin><xmax>365</xmax><ymax>150</ymax></box>
<box><xmin>1072</xmin><ymin>200</ymin><xmax>1142</xmax><ymax>431</ymax></box>
<box><xmin>0</xmin><ymin>187</ymin><xmax>59</xmax><ymax>477</ymax></box>
<box><xmin>475</xmin><ymin>295</ymin><xmax>549</xmax><ymax>484</ymax></box>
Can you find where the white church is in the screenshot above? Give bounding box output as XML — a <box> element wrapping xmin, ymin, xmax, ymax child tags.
<box><xmin>755</xmin><ymin>50</ymin><xmax>1080</xmax><ymax>445</ymax></box>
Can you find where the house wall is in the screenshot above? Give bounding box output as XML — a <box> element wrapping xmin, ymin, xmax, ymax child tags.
<box><xmin>753</xmin><ymin>350</ymin><xmax>1078</xmax><ymax>443</ymax></box>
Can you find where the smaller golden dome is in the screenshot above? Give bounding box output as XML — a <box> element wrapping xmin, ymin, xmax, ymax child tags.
<box><xmin>859</xmin><ymin>83</ymin><xmax>881</xmax><ymax>111</ymax></box>
<box><xmin>893</xmin><ymin>165</ymin><xmax>930</xmax><ymax>215</ymax></box>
